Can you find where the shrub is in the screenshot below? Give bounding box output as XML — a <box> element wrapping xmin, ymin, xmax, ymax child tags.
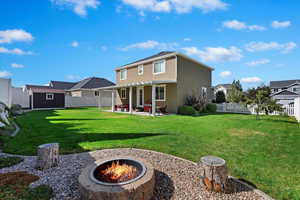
<box><xmin>205</xmin><ymin>103</ymin><xmax>217</xmax><ymax>113</ymax></box>
<box><xmin>10</xmin><ymin>104</ymin><xmax>22</xmax><ymax>116</ymax></box>
<box><xmin>178</xmin><ymin>106</ymin><xmax>196</xmax><ymax>115</ymax></box>
<box><xmin>215</xmin><ymin>91</ymin><xmax>226</xmax><ymax>103</ymax></box>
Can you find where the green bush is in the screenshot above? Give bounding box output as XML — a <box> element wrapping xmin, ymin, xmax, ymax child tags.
<box><xmin>178</xmin><ymin>106</ymin><xmax>196</xmax><ymax>115</ymax></box>
<box><xmin>206</xmin><ymin>103</ymin><xmax>217</xmax><ymax>113</ymax></box>
<box><xmin>10</xmin><ymin>104</ymin><xmax>22</xmax><ymax>116</ymax></box>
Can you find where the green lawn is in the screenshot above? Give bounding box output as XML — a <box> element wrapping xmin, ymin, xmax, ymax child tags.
<box><xmin>2</xmin><ymin>108</ymin><xmax>300</xmax><ymax>199</ymax></box>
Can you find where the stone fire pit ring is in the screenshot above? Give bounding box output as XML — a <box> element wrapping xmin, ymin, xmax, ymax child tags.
<box><xmin>79</xmin><ymin>156</ymin><xmax>155</xmax><ymax>200</ymax></box>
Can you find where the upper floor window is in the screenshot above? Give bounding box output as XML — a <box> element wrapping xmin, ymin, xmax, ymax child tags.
<box><xmin>138</xmin><ymin>65</ymin><xmax>143</xmax><ymax>75</ymax></box>
<box><xmin>293</xmin><ymin>87</ymin><xmax>300</xmax><ymax>93</ymax></box>
<box><xmin>95</xmin><ymin>91</ymin><xmax>100</xmax><ymax>96</ymax></box>
<box><xmin>153</xmin><ymin>60</ymin><xmax>166</xmax><ymax>75</ymax></box>
<box><xmin>120</xmin><ymin>69</ymin><xmax>127</xmax><ymax>80</ymax></box>
<box><xmin>120</xmin><ymin>88</ymin><xmax>127</xmax><ymax>99</ymax></box>
<box><xmin>46</xmin><ymin>93</ymin><xmax>54</xmax><ymax>100</ymax></box>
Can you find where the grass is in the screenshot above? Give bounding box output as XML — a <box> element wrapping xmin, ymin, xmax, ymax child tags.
<box><xmin>2</xmin><ymin>107</ymin><xmax>300</xmax><ymax>199</ymax></box>
<box><xmin>0</xmin><ymin>156</ymin><xmax>24</xmax><ymax>168</ymax></box>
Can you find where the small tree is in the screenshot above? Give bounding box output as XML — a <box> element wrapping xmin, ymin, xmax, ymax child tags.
<box><xmin>227</xmin><ymin>80</ymin><xmax>245</xmax><ymax>103</ymax></box>
<box><xmin>215</xmin><ymin>91</ymin><xmax>226</xmax><ymax>103</ymax></box>
<box><xmin>245</xmin><ymin>88</ymin><xmax>282</xmax><ymax>119</ymax></box>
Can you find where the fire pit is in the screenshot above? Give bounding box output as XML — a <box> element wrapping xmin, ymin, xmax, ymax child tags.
<box><xmin>79</xmin><ymin>156</ymin><xmax>155</xmax><ymax>200</ymax></box>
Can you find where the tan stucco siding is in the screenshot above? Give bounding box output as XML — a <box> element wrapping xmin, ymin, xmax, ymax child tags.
<box><xmin>116</xmin><ymin>57</ymin><xmax>177</xmax><ymax>85</ymax></box>
<box><xmin>176</xmin><ymin>56</ymin><xmax>212</xmax><ymax>107</ymax></box>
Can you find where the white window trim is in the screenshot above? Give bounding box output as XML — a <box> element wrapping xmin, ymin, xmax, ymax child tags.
<box><xmin>155</xmin><ymin>85</ymin><xmax>166</xmax><ymax>101</ymax></box>
<box><xmin>120</xmin><ymin>88</ymin><xmax>127</xmax><ymax>99</ymax></box>
<box><xmin>46</xmin><ymin>93</ymin><xmax>54</xmax><ymax>100</ymax></box>
<box><xmin>120</xmin><ymin>69</ymin><xmax>127</xmax><ymax>80</ymax></box>
<box><xmin>153</xmin><ymin>59</ymin><xmax>166</xmax><ymax>75</ymax></box>
<box><xmin>138</xmin><ymin>65</ymin><xmax>144</xmax><ymax>75</ymax></box>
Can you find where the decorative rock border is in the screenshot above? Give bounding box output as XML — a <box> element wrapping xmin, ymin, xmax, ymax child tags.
<box><xmin>0</xmin><ymin>148</ymin><xmax>274</xmax><ymax>200</ymax></box>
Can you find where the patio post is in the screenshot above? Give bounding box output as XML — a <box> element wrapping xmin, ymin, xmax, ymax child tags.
<box><xmin>152</xmin><ymin>85</ymin><xmax>156</xmax><ymax>116</ymax></box>
<box><xmin>112</xmin><ymin>90</ymin><xmax>115</xmax><ymax>112</ymax></box>
<box><xmin>129</xmin><ymin>87</ymin><xmax>133</xmax><ymax>113</ymax></box>
<box><xmin>98</xmin><ymin>90</ymin><xmax>101</xmax><ymax>110</ymax></box>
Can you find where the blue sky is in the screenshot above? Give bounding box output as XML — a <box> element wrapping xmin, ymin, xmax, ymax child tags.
<box><xmin>0</xmin><ymin>0</ymin><xmax>299</xmax><ymax>89</ymax></box>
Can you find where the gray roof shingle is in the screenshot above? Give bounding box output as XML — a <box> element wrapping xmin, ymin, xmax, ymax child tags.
<box><xmin>50</xmin><ymin>81</ymin><xmax>77</xmax><ymax>90</ymax></box>
<box><xmin>70</xmin><ymin>77</ymin><xmax>115</xmax><ymax>90</ymax></box>
<box><xmin>270</xmin><ymin>80</ymin><xmax>300</xmax><ymax>88</ymax></box>
<box><xmin>271</xmin><ymin>90</ymin><xmax>300</xmax><ymax>96</ymax></box>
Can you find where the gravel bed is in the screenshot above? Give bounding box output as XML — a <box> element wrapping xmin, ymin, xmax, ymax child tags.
<box><xmin>0</xmin><ymin>148</ymin><xmax>268</xmax><ymax>200</ymax></box>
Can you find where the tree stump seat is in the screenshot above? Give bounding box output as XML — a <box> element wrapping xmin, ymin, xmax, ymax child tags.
<box><xmin>199</xmin><ymin>156</ymin><xmax>228</xmax><ymax>193</ymax></box>
<box><xmin>36</xmin><ymin>143</ymin><xmax>59</xmax><ymax>170</ymax></box>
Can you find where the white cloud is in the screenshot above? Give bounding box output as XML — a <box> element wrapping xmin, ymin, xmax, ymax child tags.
<box><xmin>0</xmin><ymin>29</ymin><xmax>33</xmax><ymax>44</ymax></box>
<box><xmin>121</xmin><ymin>0</ymin><xmax>228</xmax><ymax>14</ymax></box>
<box><xmin>223</xmin><ymin>20</ymin><xmax>266</xmax><ymax>31</ymax></box>
<box><xmin>219</xmin><ymin>71</ymin><xmax>232</xmax><ymax>78</ymax></box>
<box><xmin>182</xmin><ymin>46</ymin><xmax>243</xmax><ymax>62</ymax></box>
<box><xmin>241</xmin><ymin>77</ymin><xmax>262</xmax><ymax>83</ymax></box>
<box><xmin>66</xmin><ymin>74</ymin><xmax>81</xmax><ymax>80</ymax></box>
<box><xmin>0</xmin><ymin>47</ymin><xmax>33</xmax><ymax>55</ymax></box>
<box><xmin>51</xmin><ymin>0</ymin><xmax>100</xmax><ymax>17</ymax></box>
<box><xmin>11</xmin><ymin>63</ymin><xmax>25</xmax><ymax>68</ymax></box>
<box><xmin>120</xmin><ymin>40</ymin><xmax>178</xmax><ymax>51</ymax></box>
<box><xmin>246</xmin><ymin>59</ymin><xmax>270</xmax><ymax>67</ymax></box>
<box><xmin>271</xmin><ymin>20</ymin><xmax>291</xmax><ymax>29</ymax></box>
<box><xmin>183</xmin><ymin>38</ymin><xmax>192</xmax><ymax>42</ymax></box>
<box><xmin>0</xmin><ymin>71</ymin><xmax>12</xmax><ymax>78</ymax></box>
<box><xmin>71</xmin><ymin>41</ymin><xmax>79</xmax><ymax>47</ymax></box>
<box><xmin>245</xmin><ymin>41</ymin><xmax>297</xmax><ymax>53</ymax></box>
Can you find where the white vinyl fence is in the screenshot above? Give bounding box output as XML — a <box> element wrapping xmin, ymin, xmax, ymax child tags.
<box><xmin>11</xmin><ymin>87</ymin><xmax>30</xmax><ymax>108</ymax></box>
<box><xmin>217</xmin><ymin>102</ymin><xmax>296</xmax><ymax>117</ymax></box>
<box><xmin>216</xmin><ymin>103</ymin><xmax>251</xmax><ymax>114</ymax></box>
<box><xmin>65</xmin><ymin>94</ymin><xmax>112</xmax><ymax>108</ymax></box>
<box><xmin>295</xmin><ymin>98</ymin><xmax>300</xmax><ymax>122</ymax></box>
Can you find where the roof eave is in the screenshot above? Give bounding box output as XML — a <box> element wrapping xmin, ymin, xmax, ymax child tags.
<box><xmin>114</xmin><ymin>52</ymin><xmax>215</xmax><ymax>71</ymax></box>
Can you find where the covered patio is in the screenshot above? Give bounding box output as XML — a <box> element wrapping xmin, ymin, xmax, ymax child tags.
<box><xmin>98</xmin><ymin>80</ymin><xmax>177</xmax><ymax>116</ymax></box>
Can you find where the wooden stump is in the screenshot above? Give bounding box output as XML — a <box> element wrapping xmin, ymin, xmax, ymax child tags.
<box><xmin>199</xmin><ymin>156</ymin><xmax>228</xmax><ymax>193</ymax></box>
<box><xmin>36</xmin><ymin>143</ymin><xmax>59</xmax><ymax>170</ymax></box>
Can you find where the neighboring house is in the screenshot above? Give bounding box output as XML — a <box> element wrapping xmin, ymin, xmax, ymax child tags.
<box><xmin>270</xmin><ymin>79</ymin><xmax>300</xmax><ymax>105</ymax></box>
<box><xmin>98</xmin><ymin>51</ymin><xmax>214</xmax><ymax>114</ymax></box>
<box><xmin>0</xmin><ymin>78</ymin><xmax>12</xmax><ymax>108</ymax></box>
<box><xmin>214</xmin><ymin>84</ymin><xmax>232</xmax><ymax>97</ymax></box>
<box><xmin>24</xmin><ymin>77</ymin><xmax>115</xmax><ymax>109</ymax></box>
<box><xmin>64</xmin><ymin>77</ymin><xmax>115</xmax><ymax>97</ymax></box>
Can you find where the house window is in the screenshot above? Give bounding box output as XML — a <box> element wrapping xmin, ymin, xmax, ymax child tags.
<box><xmin>120</xmin><ymin>69</ymin><xmax>127</xmax><ymax>80</ymax></box>
<box><xmin>155</xmin><ymin>85</ymin><xmax>166</xmax><ymax>101</ymax></box>
<box><xmin>153</xmin><ymin>60</ymin><xmax>166</xmax><ymax>74</ymax></box>
<box><xmin>293</xmin><ymin>87</ymin><xmax>300</xmax><ymax>93</ymax></box>
<box><xmin>138</xmin><ymin>65</ymin><xmax>143</xmax><ymax>75</ymax></box>
<box><xmin>46</xmin><ymin>93</ymin><xmax>54</xmax><ymax>100</ymax></box>
<box><xmin>273</xmin><ymin>88</ymin><xmax>279</xmax><ymax>93</ymax></box>
<box><xmin>120</xmin><ymin>88</ymin><xmax>127</xmax><ymax>99</ymax></box>
<box><xmin>95</xmin><ymin>91</ymin><xmax>100</xmax><ymax>96</ymax></box>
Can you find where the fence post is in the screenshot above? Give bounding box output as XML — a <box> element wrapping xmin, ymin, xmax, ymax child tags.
<box><xmin>294</xmin><ymin>98</ymin><xmax>300</xmax><ymax>123</ymax></box>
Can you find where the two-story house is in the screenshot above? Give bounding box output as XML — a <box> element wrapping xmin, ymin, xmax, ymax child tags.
<box><xmin>98</xmin><ymin>51</ymin><xmax>214</xmax><ymax>114</ymax></box>
<box><xmin>270</xmin><ymin>79</ymin><xmax>300</xmax><ymax>105</ymax></box>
